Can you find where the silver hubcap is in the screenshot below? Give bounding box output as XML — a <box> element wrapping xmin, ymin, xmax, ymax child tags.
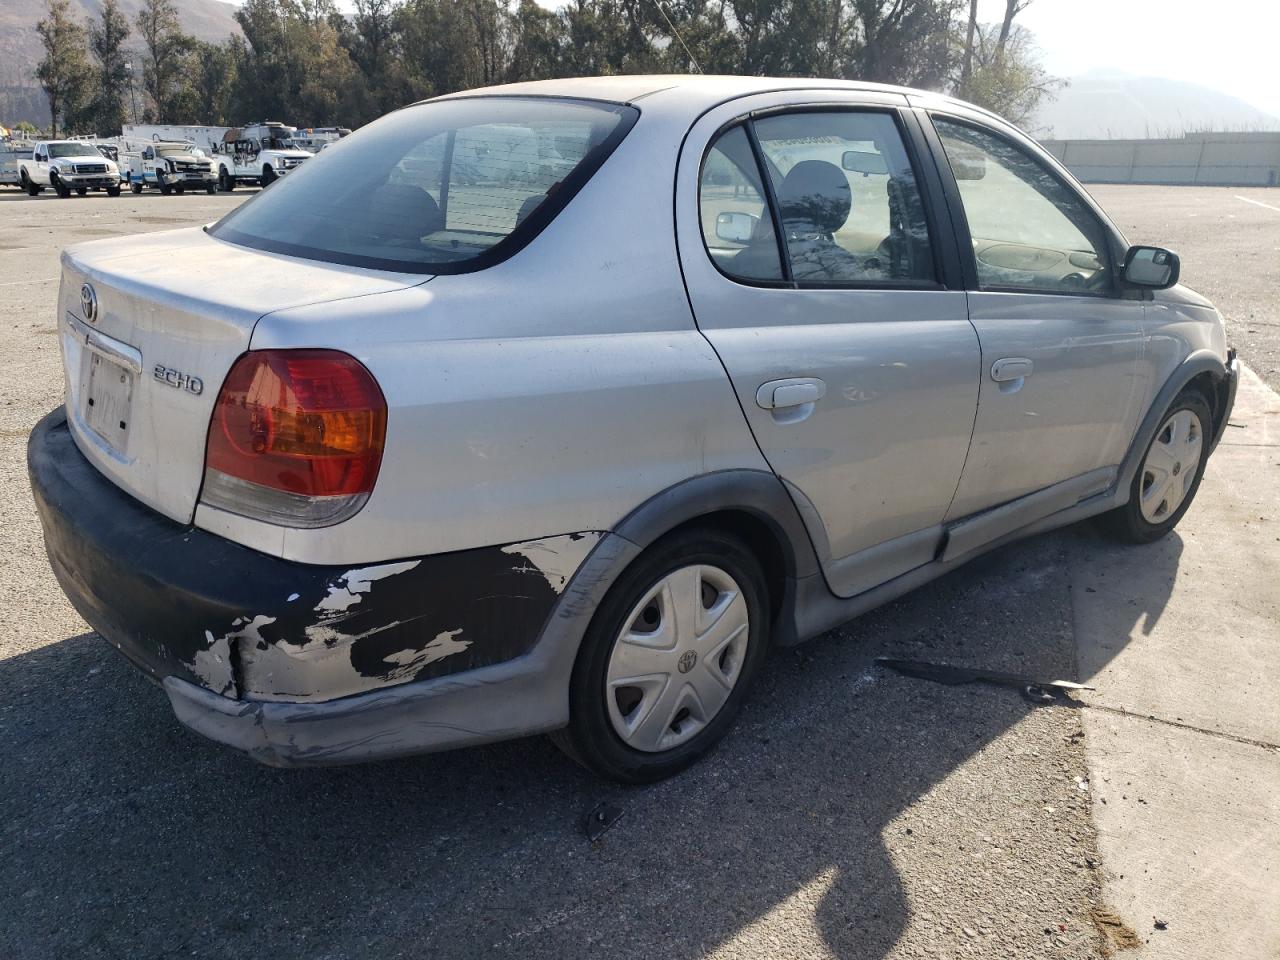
<box><xmin>605</xmin><ymin>564</ymin><xmax>750</xmax><ymax>753</ymax></box>
<box><xmin>1140</xmin><ymin>408</ymin><xmax>1202</xmax><ymax>523</ymax></box>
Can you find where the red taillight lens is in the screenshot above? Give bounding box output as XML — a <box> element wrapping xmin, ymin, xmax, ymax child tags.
<box><xmin>202</xmin><ymin>350</ymin><xmax>386</xmax><ymax>523</ymax></box>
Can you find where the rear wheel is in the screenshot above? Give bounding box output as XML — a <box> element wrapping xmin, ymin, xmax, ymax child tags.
<box><xmin>1097</xmin><ymin>389</ymin><xmax>1212</xmax><ymax>543</ymax></box>
<box><xmin>130</xmin><ymin>181</ymin><xmax>143</xmax><ymax>194</ymax></box>
<box><xmin>21</xmin><ymin>171</ymin><xmax>40</xmax><ymax>196</ymax></box>
<box><xmin>206</xmin><ymin>183</ymin><xmax>216</xmax><ymax>194</ymax></box>
<box><xmin>174</xmin><ymin>186</ymin><xmax>184</xmax><ymax>195</ymax></box>
<box><xmin>75</xmin><ymin>187</ymin><xmax>87</xmax><ymax>196</ymax></box>
<box><xmin>106</xmin><ymin>185</ymin><xmax>120</xmax><ymax>197</ymax></box>
<box><xmin>551</xmin><ymin>528</ymin><xmax>770</xmax><ymax>782</ymax></box>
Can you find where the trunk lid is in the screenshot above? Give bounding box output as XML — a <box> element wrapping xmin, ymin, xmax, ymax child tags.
<box><xmin>58</xmin><ymin>226</ymin><xmax>427</xmax><ymax>524</ymax></box>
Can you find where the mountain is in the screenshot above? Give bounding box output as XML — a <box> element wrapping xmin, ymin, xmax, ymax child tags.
<box><xmin>0</xmin><ymin>0</ymin><xmax>242</xmax><ymax>128</ymax></box>
<box><xmin>1034</xmin><ymin>70</ymin><xmax>1280</xmax><ymax>140</ymax></box>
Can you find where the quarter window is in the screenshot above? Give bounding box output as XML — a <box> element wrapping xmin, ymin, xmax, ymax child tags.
<box><xmin>699</xmin><ymin>125</ymin><xmax>784</xmax><ymax>282</ymax></box>
<box><xmin>932</xmin><ymin>118</ymin><xmax>1111</xmax><ymax>294</ymax></box>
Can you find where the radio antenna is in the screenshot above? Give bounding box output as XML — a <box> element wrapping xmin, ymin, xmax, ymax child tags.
<box><xmin>651</xmin><ymin>0</ymin><xmax>704</xmax><ymax>74</ymax></box>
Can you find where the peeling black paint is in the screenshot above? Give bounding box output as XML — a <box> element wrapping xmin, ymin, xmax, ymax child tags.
<box><xmin>29</xmin><ymin>408</ymin><xmax>584</xmax><ymax>702</ymax></box>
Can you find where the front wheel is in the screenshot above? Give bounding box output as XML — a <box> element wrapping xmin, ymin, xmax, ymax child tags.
<box><xmin>1097</xmin><ymin>389</ymin><xmax>1212</xmax><ymax>543</ymax></box>
<box><xmin>158</xmin><ymin>180</ymin><xmax>172</xmax><ymax>195</ymax></box>
<box><xmin>52</xmin><ymin>175</ymin><xmax>70</xmax><ymax>199</ymax></box>
<box><xmin>551</xmin><ymin>528</ymin><xmax>770</xmax><ymax>782</ymax></box>
<box><xmin>262</xmin><ymin>165</ymin><xmax>277</xmax><ymax>186</ymax></box>
<box><xmin>219</xmin><ymin>169</ymin><xmax>235</xmax><ymax>192</ymax></box>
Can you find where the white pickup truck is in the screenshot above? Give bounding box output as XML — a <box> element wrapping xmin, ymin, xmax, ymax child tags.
<box><xmin>213</xmin><ymin>122</ymin><xmax>312</xmax><ymax>190</ymax></box>
<box><xmin>18</xmin><ymin>140</ymin><xmax>122</xmax><ymax>197</ymax></box>
<box><xmin>122</xmin><ymin>140</ymin><xmax>218</xmax><ymax>195</ymax></box>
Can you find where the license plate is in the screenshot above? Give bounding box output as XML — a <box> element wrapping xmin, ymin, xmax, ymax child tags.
<box><xmin>84</xmin><ymin>352</ymin><xmax>134</xmax><ymax>450</ymax></box>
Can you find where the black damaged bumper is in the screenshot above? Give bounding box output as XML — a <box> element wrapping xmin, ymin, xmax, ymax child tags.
<box><xmin>27</xmin><ymin>407</ymin><xmax>595</xmax><ymax>765</ymax></box>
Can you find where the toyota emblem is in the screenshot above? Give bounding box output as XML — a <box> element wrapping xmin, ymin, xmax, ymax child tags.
<box><xmin>80</xmin><ymin>283</ymin><xmax>98</xmax><ymax>323</ymax></box>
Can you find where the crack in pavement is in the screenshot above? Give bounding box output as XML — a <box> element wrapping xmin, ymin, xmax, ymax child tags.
<box><xmin>1080</xmin><ymin>701</ymin><xmax>1280</xmax><ymax>753</ymax></box>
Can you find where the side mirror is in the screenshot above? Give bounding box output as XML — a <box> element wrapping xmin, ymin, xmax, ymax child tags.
<box><xmin>841</xmin><ymin>150</ymin><xmax>888</xmax><ymax>176</ymax></box>
<box><xmin>715</xmin><ymin>210</ymin><xmax>758</xmax><ymax>244</ymax></box>
<box><xmin>1123</xmin><ymin>245</ymin><xmax>1180</xmax><ymax>289</ymax></box>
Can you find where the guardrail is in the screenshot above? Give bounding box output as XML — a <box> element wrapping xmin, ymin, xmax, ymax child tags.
<box><xmin>1040</xmin><ymin>131</ymin><xmax>1280</xmax><ymax>187</ymax></box>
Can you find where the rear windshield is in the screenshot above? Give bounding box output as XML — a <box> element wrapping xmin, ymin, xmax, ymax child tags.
<box><xmin>210</xmin><ymin>97</ymin><xmax>638</xmax><ymax>274</ymax></box>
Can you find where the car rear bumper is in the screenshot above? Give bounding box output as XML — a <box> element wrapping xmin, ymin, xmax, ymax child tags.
<box><xmin>28</xmin><ymin>407</ymin><xmax>619</xmax><ymax>766</ymax></box>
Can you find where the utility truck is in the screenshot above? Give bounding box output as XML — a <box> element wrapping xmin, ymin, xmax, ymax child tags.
<box><xmin>122</xmin><ymin>139</ymin><xmax>218</xmax><ymax>194</ymax></box>
<box><xmin>17</xmin><ymin>140</ymin><xmax>122</xmax><ymax>197</ymax></box>
<box><xmin>123</xmin><ymin>122</ymin><xmax>311</xmax><ymax>190</ymax></box>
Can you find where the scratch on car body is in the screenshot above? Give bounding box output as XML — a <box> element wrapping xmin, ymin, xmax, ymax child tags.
<box><xmin>503</xmin><ymin>533</ymin><xmax>602</xmax><ymax>591</ymax></box>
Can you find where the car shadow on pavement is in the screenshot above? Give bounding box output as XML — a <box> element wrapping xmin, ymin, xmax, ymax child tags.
<box><xmin>0</xmin><ymin>525</ymin><xmax>1179</xmax><ymax>959</ymax></box>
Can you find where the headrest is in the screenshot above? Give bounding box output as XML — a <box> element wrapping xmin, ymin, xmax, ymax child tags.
<box><xmin>368</xmin><ymin>183</ymin><xmax>444</xmax><ymax>241</ymax></box>
<box><xmin>776</xmin><ymin>160</ymin><xmax>852</xmax><ymax>234</ymax></box>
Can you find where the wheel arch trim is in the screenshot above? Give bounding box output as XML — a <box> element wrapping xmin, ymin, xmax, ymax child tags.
<box><xmin>1118</xmin><ymin>350</ymin><xmax>1233</xmax><ymax>499</ymax></box>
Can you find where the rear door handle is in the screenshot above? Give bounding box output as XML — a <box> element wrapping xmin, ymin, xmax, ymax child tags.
<box><xmin>756</xmin><ymin>377</ymin><xmax>826</xmax><ymax>409</ymax></box>
<box><xmin>990</xmin><ymin>357</ymin><xmax>1033</xmax><ymax>382</ymax></box>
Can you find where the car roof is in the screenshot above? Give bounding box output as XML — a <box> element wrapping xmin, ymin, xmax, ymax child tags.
<box><xmin>432</xmin><ymin>74</ymin><xmax>981</xmax><ymax>116</ymax></box>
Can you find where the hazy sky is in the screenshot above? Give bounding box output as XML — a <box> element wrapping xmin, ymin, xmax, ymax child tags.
<box><xmin>976</xmin><ymin>0</ymin><xmax>1280</xmax><ymax>116</ymax></box>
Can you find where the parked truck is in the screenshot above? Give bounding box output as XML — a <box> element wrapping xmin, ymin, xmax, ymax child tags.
<box><xmin>17</xmin><ymin>140</ymin><xmax>122</xmax><ymax>197</ymax></box>
<box><xmin>0</xmin><ymin>136</ymin><xmax>33</xmax><ymax>189</ymax></box>
<box><xmin>123</xmin><ymin>122</ymin><xmax>312</xmax><ymax>190</ymax></box>
<box><xmin>122</xmin><ymin>139</ymin><xmax>218</xmax><ymax>194</ymax></box>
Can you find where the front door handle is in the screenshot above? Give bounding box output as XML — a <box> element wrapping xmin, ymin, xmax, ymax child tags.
<box><xmin>756</xmin><ymin>377</ymin><xmax>826</xmax><ymax>410</ymax></box>
<box><xmin>991</xmin><ymin>357</ymin><xmax>1034</xmax><ymax>382</ymax></box>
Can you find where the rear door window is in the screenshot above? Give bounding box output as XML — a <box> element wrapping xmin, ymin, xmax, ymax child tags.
<box><xmin>211</xmin><ymin>98</ymin><xmax>638</xmax><ymax>274</ymax></box>
<box><xmin>698</xmin><ymin>110</ymin><xmax>937</xmax><ymax>287</ymax></box>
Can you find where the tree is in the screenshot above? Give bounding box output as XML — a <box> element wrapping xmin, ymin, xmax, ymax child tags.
<box><xmin>182</xmin><ymin>40</ymin><xmax>237</xmax><ymax>125</ymax></box>
<box><xmin>34</xmin><ymin>0</ymin><xmax>92</xmax><ymax>138</ymax></box>
<box><xmin>961</xmin><ymin>22</ymin><xmax>1060</xmax><ymax>128</ymax></box>
<box><xmin>136</xmin><ymin>0</ymin><xmax>191</xmax><ymax>121</ymax></box>
<box><xmin>88</xmin><ymin>0</ymin><xmax>131</xmax><ymax>133</ymax></box>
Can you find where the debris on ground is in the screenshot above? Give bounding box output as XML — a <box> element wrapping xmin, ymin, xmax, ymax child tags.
<box><xmin>582</xmin><ymin>801</ymin><xmax>624</xmax><ymax>842</ymax></box>
<box><xmin>1154</xmin><ymin>917</ymin><xmax>1169</xmax><ymax>930</ymax></box>
<box><xmin>1091</xmin><ymin>906</ymin><xmax>1142</xmax><ymax>954</ymax></box>
<box><xmin>875</xmin><ymin>657</ymin><xmax>1094</xmax><ymax>705</ymax></box>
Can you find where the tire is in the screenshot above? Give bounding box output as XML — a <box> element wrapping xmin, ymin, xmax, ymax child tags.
<box><xmin>219</xmin><ymin>169</ymin><xmax>235</xmax><ymax>192</ymax></box>
<box><xmin>106</xmin><ymin>186</ymin><xmax>120</xmax><ymax>197</ymax></box>
<box><xmin>551</xmin><ymin>528</ymin><xmax>770</xmax><ymax>783</ymax></box>
<box><xmin>262</xmin><ymin>165</ymin><xmax>277</xmax><ymax>186</ymax></box>
<box><xmin>159</xmin><ymin>180</ymin><xmax>172</xmax><ymax>196</ymax></box>
<box><xmin>76</xmin><ymin>187</ymin><xmax>87</xmax><ymax>196</ymax></box>
<box><xmin>21</xmin><ymin>171</ymin><xmax>40</xmax><ymax>197</ymax></box>
<box><xmin>130</xmin><ymin>181</ymin><xmax>143</xmax><ymax>194</ymax></box>
<box><xmin>206</xmin><ymin>183</ymin><xmax>216</xmax><ymax>194</ymax></box>
<box><xmin>52</xmin><ymin>174</ymin><xmax>70</xmax><ymax>199</ymax></box>
<box><xmin>174</xmin><ymin>186</ymin><xmax>184</xmax><ymax>195</ymax></box>
<box><xmin>1097</xmin><ymin>388</ymin><xmax>1213</xmax><ymax>544</ymax></box>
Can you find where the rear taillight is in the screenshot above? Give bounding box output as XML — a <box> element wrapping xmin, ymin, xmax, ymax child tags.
<box><xmin>200</xmin><ymin>349</ymin><xmax>387</xmax><ymax>527</ymax></box>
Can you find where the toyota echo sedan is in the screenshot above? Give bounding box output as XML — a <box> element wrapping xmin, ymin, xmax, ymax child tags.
<box><xmin>29</xmin><ymin>76</ymin><xmax>1237</xmax><ymax>782</ymax></box>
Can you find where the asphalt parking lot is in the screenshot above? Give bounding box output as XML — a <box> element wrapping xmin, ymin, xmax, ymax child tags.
<box><xmin>0</xmin><ymin>185</ymin><xmax>1276</xmax><ymax>959</ymax></box>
